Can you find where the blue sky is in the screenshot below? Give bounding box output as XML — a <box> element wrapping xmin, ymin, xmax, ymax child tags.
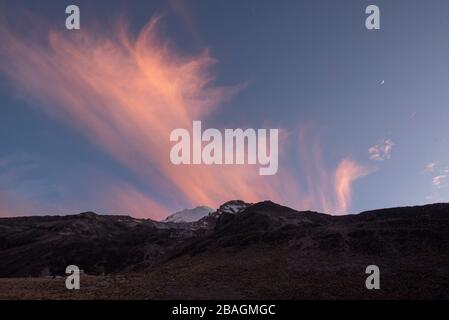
<box><xmin>1</xmin><ymin>0</ymin><xmax>449</xmax><ymax>219</ymax></box>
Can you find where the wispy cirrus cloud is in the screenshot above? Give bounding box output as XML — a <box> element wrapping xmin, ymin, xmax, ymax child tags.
<box><xmin>423</xmin><ymin>162</ymin><xmax>449</xmax><ymax>202</ymax></box>
<box><xmin>432</xmin><ymin>175</ymin><xmax>447</xmax><ymax>188</ymax></box>
<box><xmin>0</xmin><ymin>13</ymin><xmax>370</xmax><ymax>218</ymax></box>
<box><xmin>431</xmin><ymin>167</ymin><xmax>449</xmax><ymax>188</ymax></box>
<box><xmin>424</xmin><ymin>162</ymin><xmax>437</xmax><ymax>173</ymax></box>
<box><xmin>368</xmin><ymin>139</ymin><xmax>394</xmax><ymax>161</ymax></box>
<box><xmin>295</xmin><ymin>128</ymin><xmax>372</xmax><ymax>215</ymax></box>
<box><xmin>423</xmin><ymin>162</ymin><xmax>449</xmax><ymax>189</ymax></box>
<box><xmin>334</xmin><ymin>159</ymin><xmax>371</xmax><ymax>214</ymax></box>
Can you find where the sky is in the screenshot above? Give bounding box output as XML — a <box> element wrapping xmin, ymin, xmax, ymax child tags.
<box><xmin>1</xmin><ymin>0</ymin><xmax>449</xmax><ymax>220</ymax></box>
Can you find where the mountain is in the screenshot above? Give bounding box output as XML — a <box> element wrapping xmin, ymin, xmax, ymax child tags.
<box><xmin>163</xmin><ymin>206</ymin><xmax>214</xmax><ymax>223</ymax></box>
<box><xmin>215</xmin><ymin>200</ymin><xmax>250</xmax><ymax>215</ymax></box>
<box><xmin>0</xmin><ymin>201</ymin><xmax>449</xmax><ymax>299</ymax></box>
<box><xmin>142</xmin><ymin>201</ymin><xmax>449</xmax><ymax>299</ymax></box>
<box><xmin>0</xmin><ymin>212</ymin><xmax>197</xmax><ymax>277</ymax></box>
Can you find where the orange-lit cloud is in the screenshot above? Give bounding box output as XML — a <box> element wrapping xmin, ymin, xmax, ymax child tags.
<box><xmin>295</xmin><ymin>128</ymin><xmax>371</xmax><ymax>215</ymax></box>
<box><xmin>97</xmin><ymin>182</ymin><xmax>170</xmax><ymax>220</ymax></box>
<box><xmin>0</xmin><ymin>14</ymin><xmax>370</xmax><ymax>218</ymax></box>
<box><xmin>334</xmin><ymin>159</ymin><xmax>371</xmax><ymax>214</ymax></box>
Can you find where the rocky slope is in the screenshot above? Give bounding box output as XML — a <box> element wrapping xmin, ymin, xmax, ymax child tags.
<box><xmin>0</xmin><ymin>201</ymin><xmax>449</xmax><ymax>299</ymax></box>
<box><xmin>0</xmin><ymin>212</ymin><xmax>194</xmax><ymax>277</ymax></box>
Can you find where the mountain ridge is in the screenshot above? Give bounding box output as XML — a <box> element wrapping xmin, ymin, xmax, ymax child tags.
<box><xmin>163</xmin><ymin>206</ymin><xmax>214</xmax><ymax>223</ymax></box>
<box><xmin>0</xmin><ymin>200</ymin><xmax>449</xmax><ymax>299</ymax></box>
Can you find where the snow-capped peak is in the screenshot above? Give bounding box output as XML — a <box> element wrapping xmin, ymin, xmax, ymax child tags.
<box><xmin>164</xmin><ymin>206</ymin><xmax>214</xmax><ymax>223</ymax></box>
<box><xmin>216</xmin><ymin>200</ymin><xmax>250</xmax><ymax>215</ymax></box>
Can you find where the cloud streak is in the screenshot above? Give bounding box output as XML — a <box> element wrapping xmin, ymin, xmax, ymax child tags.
<box><xmin>433</xmin><ymin>175</ymin><xmax>447</xmax><ymax>188</ymax></box>
<box><xmin>296</xmin><ymin>129</ymin><xmax>371</xmax><ymax>214</ymax></box>
<box><xmin>334</xmin><ymin>159</ymin><xmax>371</xmax><ymax>213</ymax></box>
<box><xmin>424</xmin><ymin>162</ymin><xmax>437</xmax><ymax>173</ymax></box>
<box><xmin>0</xmin><ymin>14</ymin><xmax>369</xmax><ymax>218</ymax></box>
<box><xmin>369</xmin><ymin>139</ymin><xmax>394</xmax><ymax>161</ymax></box>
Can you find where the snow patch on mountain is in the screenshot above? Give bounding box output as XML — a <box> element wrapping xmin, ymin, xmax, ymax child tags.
<box><xmin>216</xmin><ymin>200</ymin><xmax>250</xmax><ymax>215</ymax></box>
<box><xmin>164</xmin><ymin>206</ymin><xmax>215</xmax><ymax>223</ymax></box>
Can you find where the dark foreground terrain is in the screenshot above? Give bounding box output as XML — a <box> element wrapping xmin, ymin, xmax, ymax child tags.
<box><xmin>0</xmin><ymin>201</ymin><xmax>448</xmax><ymax>299</ymax></box>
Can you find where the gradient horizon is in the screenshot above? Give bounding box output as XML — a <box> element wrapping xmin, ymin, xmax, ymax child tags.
<box><xmin>1</xmin><ymin>0</ymin><xmax>449</xmax><ymax>220</ymax></box>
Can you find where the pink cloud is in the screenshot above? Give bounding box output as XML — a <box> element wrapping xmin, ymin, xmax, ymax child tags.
<box><xmin>334</xmin><ymin>159</ymin><xmax>371</xmax><ymax>214</ymax></box>
<box><xmin>0</xmin><ymin>14</ymin><xmax>370</xmax><ymax>218</ymax></box>
<box><xmin>295</xmin><ymin>128</ymin><xmax>371</xmax><ymax>215</ymax></box>
<box><xmin>424</xmin><ymin>162</ymin><xmax>437</xmax><ymax>173</ymax></box>
<box><xmin>433</xmin><ymin>175</ymin><xmax>447</xmax><ymax>188</ymax></box>
<box><xmin>369</xmin><ymin>139</ymin><xmax>394</xmax><ymax>161</ymax></box>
